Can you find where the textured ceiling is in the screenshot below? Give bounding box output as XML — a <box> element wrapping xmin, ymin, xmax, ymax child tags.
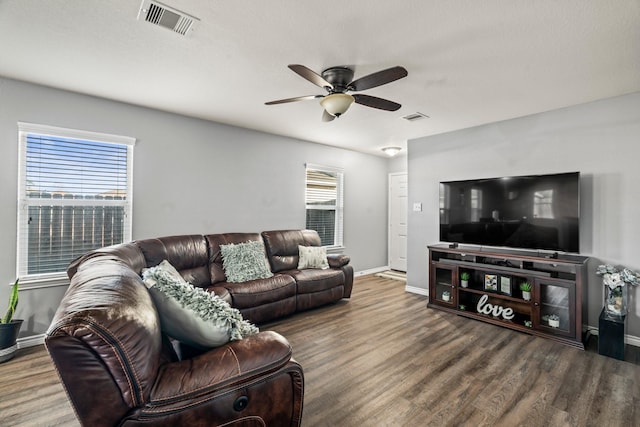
<box><xmin>1</xmin><ymin>0</ymin><xmax>639</xmax><ymax>156</ymax></box>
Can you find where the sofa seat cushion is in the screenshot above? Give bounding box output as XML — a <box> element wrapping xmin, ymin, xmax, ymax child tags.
<box><xmin>287</xmin><ymin>269</ymin><xmax>345</xmax><ymax>294</ymax></box>
<box><xmin>149</xmin><ymin>331</ymin><xmax>293</xmax><ymax>403</ymax></box>
<box><xmin>221</xmin><ymin>274</ymin><xmax>296</xmax><ymax>309</ymax></box>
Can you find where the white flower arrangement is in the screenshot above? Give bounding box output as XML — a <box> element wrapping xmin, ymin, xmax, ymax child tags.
<box><xmin>596</xmin><ymin>264</ymin><xmax>640</xmax><ymax>289</ymax></box>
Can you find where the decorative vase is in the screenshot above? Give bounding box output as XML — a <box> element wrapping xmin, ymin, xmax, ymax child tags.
<box><xmin>548</xmin><ymin>317</ymin><xmax>560</xmax><ymax>328</ymax></box>
<box><xmin>522</xmin><ymin>291</ymin><xmax>531</xmax><ymax>301</ymax></box>
<box><xmin>604</xmin><ymin>285</ymin><xmax>628</xmax><ymax>317</ymax></box>
<box><xmin>442</xmin><ymin>291</ymin><xmax>450</xmax><ymax>302</ymax></box>
<box><xmin>461</xmin><ymin>280</ymin><xmax>468</xmax><ymax>288</ymax></box>
<box><xmin>0</xmin><ymin>319</ymin><xmax>23</xmax><ymax>363</ymax></box>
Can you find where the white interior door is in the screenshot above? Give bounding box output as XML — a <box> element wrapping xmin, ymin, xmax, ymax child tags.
<box><xmin>389</xmin><ymin>173</ymin><xmax>408</xmax><ymax>271</ymax></box>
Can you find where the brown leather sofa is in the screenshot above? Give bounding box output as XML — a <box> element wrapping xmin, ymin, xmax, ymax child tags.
<box><xmin>46</xmin><ymin>229</ymin><xmax>352</xmax><ymax>426</ymax></box>
<box><xmin>207</xmin><ymin>229</ymin><xmax>353</xmax><ymax>323</ymax></box>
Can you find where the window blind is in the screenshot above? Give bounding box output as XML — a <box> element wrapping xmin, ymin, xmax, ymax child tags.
<box><xmin>17</xmin><ymin>123</ymin><xmax>135</xmax><ymax>282</ymax></box>
<box><xmin>305</xmin><ymin>164</ymin><xmax>344</xmax><ymax>248</ymax></box>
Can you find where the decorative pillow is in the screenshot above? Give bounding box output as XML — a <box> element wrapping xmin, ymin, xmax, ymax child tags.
<box><xmin>297</xmin><ymin>245</ymin><xmax>330</xmax><ymax>270</ymax></box>
<box><xmin>220</xmin><ymin>240</ymin><xmax>274</xmax><ymax>283</ymax></box>
<box><xmin>142</xmin><ymin>260</ymin><xmax>259</xmax><ymax>348</ymax></box>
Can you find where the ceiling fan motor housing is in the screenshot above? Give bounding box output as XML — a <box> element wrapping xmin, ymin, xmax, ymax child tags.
<box><xmin>321</xmin><ymin>67</ymin><xmax>355</xmax><ymax>93</ymax></box>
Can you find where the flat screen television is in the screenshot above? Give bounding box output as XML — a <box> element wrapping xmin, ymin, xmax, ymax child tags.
<box><xmin>439</xmin><ymin>172</ymin><xmax>580</xmax><ymax>253</ymax></box>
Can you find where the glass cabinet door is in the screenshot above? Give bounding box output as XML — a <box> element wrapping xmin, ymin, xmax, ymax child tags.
<box><xmin>432</xmin><ymin>264</ymin><xmax>455</xmax><ymax>307</ymax></box>
<box><xmin>535</xmin><ymin>278</ymin><xmax>575</xmax><ymax>337</ymax></box>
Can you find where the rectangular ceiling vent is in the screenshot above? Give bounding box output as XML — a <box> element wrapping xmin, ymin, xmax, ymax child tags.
<box><xmin>402</xmin><ymin>112</ymin><xmax>429</xmax><ymax>122</ymax></box>
<box><xmin>138</xmin><ymin>0</ymin><xmax>199</xmax><ymax>36</ymax></box>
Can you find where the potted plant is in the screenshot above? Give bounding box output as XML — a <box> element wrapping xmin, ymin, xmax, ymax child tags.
<box><xmin>548</xmin><ymin>314</ymin><xmax>560</xmax><ymax>328</ymax></box>
<box><xmin>0</xmin><ymin>279</ymin><xmax>22</xmax><ymax>363</ymax></box>
<box><xmin>442</xmin><ymin>290</ymin><xmax>451</xmax><ymax>302</ymax></box>
<box><xmin>520</xmin><ymin>282</ymin><xmax>532</xmax><ymax>301</ymax></box>
<box><xmin>460</xmin><ymin>272</ymin><xmax>470</xmax><ymax>288</ymax></box>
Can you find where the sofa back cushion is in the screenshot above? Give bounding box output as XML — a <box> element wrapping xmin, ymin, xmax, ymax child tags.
<box><xmin>67</xmin><ymin>242</ymin><xmax>146</xmax><ymax>279</ymax></box>
<box><xmin>262</xmin><ymin>230</ymin><xmax>322</xmax><ymax>273</ymax></box>
<box><xmin>205</xmin><ymin>233</ymin><xmax>264</xmax><ymax>284</ymax></box>
<box><xmin>47</xmin><ymin>255</ymin><xmax>168</xmax><ymax>425</ymax></box>
<box><xmin>134</xmin><ymin>235</ymin><xmax>211</xmax><ymax>288</ymax></box>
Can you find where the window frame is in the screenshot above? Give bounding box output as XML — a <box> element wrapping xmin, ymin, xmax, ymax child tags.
<box><xmin>304</xmin><ymin>163</ymin><xmax>344</xmax><ymax>252</ymax></box>
<box><xmin>16</xmin><ymin>122</ymin><xmax>135</xmax><ymax>288</ymax></box>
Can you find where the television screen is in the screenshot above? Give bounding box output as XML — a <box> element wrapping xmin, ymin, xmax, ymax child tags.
<box><xmin>439</xmin><ymin>172</ymin><xmax>580</xmax><ymax>253</ymax></box>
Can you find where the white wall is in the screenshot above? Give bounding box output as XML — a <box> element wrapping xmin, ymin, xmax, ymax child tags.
<box><xmin>0</xmin><ymin>77</ymin><xmax>389</xmax><ymax>338</ymax></box>
<box><xmin>407</xmin><ymin>92</ymin><xmax>640</xmax><ymax>337</ymax></box>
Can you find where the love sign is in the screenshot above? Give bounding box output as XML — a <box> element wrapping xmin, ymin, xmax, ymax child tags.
<box><xmin>476</xmin><ymin>294</ymin><xmax>514</xmax><ymax>320</ymax></box>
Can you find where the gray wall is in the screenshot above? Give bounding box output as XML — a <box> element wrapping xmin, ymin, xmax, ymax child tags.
<box><xmin>387</xmin><ymin>152</ymin><xmax>407</xmax><ymax>174</ymax></box>
<box><xmin>0</xmin><ymin>77</ymin><xmax>389</xmax><ymax>338</ymax></box>
<box><xmin>407</xmin><ymin>91</ymin><xmax>640</xmax><ymax>337</ymax></box>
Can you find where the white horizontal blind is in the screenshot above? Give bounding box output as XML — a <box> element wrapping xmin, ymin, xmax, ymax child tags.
<box><xmin>17</xmin><ymin>123</ymin><xmax>135</xmax><ymax>281</ymax></box>
<box><xmin>305</xmin><ymin>164</ymin><xmax>344</xmax><ymax>248</ymax></box>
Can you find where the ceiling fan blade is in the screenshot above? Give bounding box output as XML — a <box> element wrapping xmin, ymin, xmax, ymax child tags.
<box><xmin>265</xmin><ymin>95</ymin><xmax>323</xmax><ymax>105</ymax></box>
<box><xmin>322</xmin><ymin>109</ymin><xmax>335</xmax><ymax>122</ymax></box>
<box><xmin>288</xmin><ymin>64</ymin><xmax>333</xmax><ymax>90</ymax></box>
<box><xmin>353</xmin><ymin>94</ymin><xmax>402</xmax><ymax>111</ymax></box>
<box><xmin>348</xmin><ymin>66</ymin><xmax>408</xmax><ymax>92</ymax></box>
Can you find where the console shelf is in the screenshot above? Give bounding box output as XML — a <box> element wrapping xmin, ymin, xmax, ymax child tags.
<box><xmin>428</xmin><ymin>244</ymin><xmax>589</xmax><ymax>349</ymax></box>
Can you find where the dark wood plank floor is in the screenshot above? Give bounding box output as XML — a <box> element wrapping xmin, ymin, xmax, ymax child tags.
<box><xmin>1</xmin><ymin>275</ymin><xmax>639</xmax><ymax>426</ymax></box>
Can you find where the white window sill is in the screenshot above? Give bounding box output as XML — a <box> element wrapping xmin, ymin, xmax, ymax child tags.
<box><xmin>16</xmin><ymin>275</ymin><xmax>70</xmax><ymax>290</ymax></box>
<box><xmin>325</xmin><ymin>246</ymin><xmax>345</xmax><ymax>255</ymax></box>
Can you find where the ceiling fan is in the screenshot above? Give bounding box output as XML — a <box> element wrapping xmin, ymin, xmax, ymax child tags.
<box><xmin>265</xmin><ymin>64</ymin><xmax>408</xmax><ymax>122</ymax></box>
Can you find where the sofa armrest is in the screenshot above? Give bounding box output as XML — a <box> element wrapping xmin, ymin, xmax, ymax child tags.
<box><xmin>327</xmin><ymin>254</ymin><xmax>350</xmax><ymax>268</ymax></box>
<box><xmin>149</xmin><ymin>330</ymin><xmax>292</xmax><ymax>403</ymax></box>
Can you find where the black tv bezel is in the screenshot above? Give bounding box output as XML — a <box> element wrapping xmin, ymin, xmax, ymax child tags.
<box><xmin>438</xmin><ymin>171</ymin><xmax>580</xmax><ymax>254</ymax></box>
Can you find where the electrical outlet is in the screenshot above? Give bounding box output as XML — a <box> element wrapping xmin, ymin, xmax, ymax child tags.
<box><xmin>413</xmin><ymin>202</ymin><xmax>422</xmax><ymax>212</ymax></box>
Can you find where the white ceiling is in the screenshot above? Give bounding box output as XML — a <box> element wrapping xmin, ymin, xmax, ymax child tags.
<box><xmin>1</xmin><ymin>1</ymin><xmax>639</xmax><ymax>157</ymax></box>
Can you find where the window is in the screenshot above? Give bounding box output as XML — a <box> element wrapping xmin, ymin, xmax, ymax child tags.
<box><xmin>470</xmin><ymin>188</ymin><xmax>483</xmax><ymax>222</ymax></box>
<box><xmin>17</xmin><ymin>123</ymin><xmax>135</xmax><ymax>286</ymax></box>
<box><xmin>534</xmin><ymin>189</ymin><xmax>554</xmax><ymax>219</ymax></box>
<box><xmin>305</xmin><ymin>164</ymin><xmax>344</xmax><ymax>249</ymax></box>
<box><xmin>439</xmin><ymin>183</ymin><xmax>450</xmax><ymax>223</ymax></box>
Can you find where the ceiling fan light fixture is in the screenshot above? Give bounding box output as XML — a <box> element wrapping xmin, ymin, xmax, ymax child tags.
<box><xmin>382</xmin><ymin>146</ymin><xmax>402</xmax><ymax>157</ymax></box>
<box><xmin>320</xmin><ymin>93</ymin><xmax>354</xmax><ymax>117</ymax></box>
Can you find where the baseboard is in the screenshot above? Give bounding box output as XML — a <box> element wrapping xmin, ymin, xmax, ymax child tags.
<box><xmin>355</xmin><ymin>266</ymin><xmax>389</xmax><ymax>277</ymax></box>
<box><xmin>405</xmin><ymin>285</ymin><xmax>428</xmax><ymax>296</ymax></box>
<box><xmin>17</xmin><ymin>333</ymin><xmax>45</xmax><ymax>349</ymax></box>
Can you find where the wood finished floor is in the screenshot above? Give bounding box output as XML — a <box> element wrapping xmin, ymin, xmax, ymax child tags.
<box><xmin>2</xmin><ymin>275</ymin><xmax>639</xmax><ymax>426</ymax></box>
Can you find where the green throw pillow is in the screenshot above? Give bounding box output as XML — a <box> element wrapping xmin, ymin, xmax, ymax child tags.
<box><xmin>142</xmin><ymin>260</ymin><xmax>259</xmax><ymax>348</ymax></box>
<box><xmin>220</xmin><ymin>240</ymin><xmax>274</xmax><ymax>283</ymax></box>
<box><xmin>297</xmin><ymin>245</ymin><xmax>330</xmax><ymax>269</ymax></box>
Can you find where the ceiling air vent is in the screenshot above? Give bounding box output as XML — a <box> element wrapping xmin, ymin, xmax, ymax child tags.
<box><xmin>138</xmin><ymin>0</ymin><xmax>199</xmax><ymax>36</ymax></box>
<box><xmin>402</xmin><ymin>112</ymin><xmax>429</xmax><ymax>122</ymax></box>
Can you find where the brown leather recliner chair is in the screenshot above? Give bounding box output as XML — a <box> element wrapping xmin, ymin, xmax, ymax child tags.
<box><xmin>45</xmin><ymin>243</ymin><xmax>304</xmax><ymax>427</ymax></box>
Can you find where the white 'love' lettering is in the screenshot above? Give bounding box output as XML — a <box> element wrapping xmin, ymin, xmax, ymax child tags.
<box><xmin>476</xmin><ymin>294</ymin><xmax>514</xmax><ymax>320</ymax></box>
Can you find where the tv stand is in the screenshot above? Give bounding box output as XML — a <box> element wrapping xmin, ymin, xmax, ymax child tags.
<box><xmin>428</xmin><ymin>244</ymin><xmax>589</xmax><ymax>349</ymax></box>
